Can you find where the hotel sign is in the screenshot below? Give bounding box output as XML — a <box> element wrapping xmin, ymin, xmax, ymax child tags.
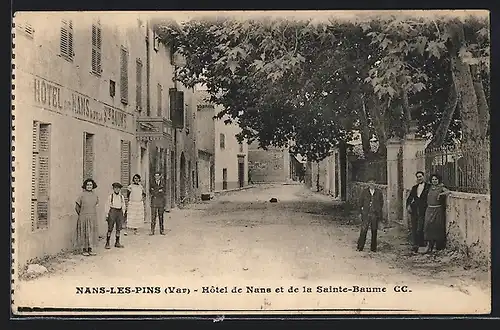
<box><xmin>32</xmin><ymin>76</ymin><xmax>132</xmax><ymax>133</ymax></box>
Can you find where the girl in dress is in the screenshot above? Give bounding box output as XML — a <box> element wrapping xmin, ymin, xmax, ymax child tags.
<box><xmin>75</xmin><ymin>179</ymin><xmax>99</xmax><ymax>256</ymax></box>
<box><xmin>126</xmin><ymin>174</ymin><xmax>146</xmax><ymax>234</ymax></box>
<box><xmin>424</xmin><ymin>173</ymin><xmax>451</xmax><ymax>254</ymax></box>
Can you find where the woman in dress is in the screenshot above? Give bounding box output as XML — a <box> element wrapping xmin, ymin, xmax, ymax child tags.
<box><xmin>75</xmin><ymin>179</ymin><xmax>99</xmax><ymax>256</ymax></box>
<box><xmin>125</xmin><ymin>174</ymin><xmax>146</xmax><ymax>234</ymax></box>
<box><xmin>424</xmin><ymin>174</ymin><xmax>451</xmax><ymax>254</ymax></box>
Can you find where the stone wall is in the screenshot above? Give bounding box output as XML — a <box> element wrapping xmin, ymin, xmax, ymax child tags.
<box><xmin>445</xmin><ymin>192</ymin><xmax>490</xmax><ymax>266</ymax></box>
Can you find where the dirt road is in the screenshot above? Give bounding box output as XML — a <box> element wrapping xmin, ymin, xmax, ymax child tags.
<box><xmin>14</xmin><ymin>184</ymin><xmax>490</xmax><ymax>315</ymax></box>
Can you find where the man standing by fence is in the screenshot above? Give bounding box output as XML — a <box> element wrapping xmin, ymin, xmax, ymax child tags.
<box><xmin>357</xmin><ymin>177</ymin><xmax>384</xmax><ymax>252</ymax></box>
<box><xmin>406</xmin><ymin>171</ymin><xmax>431</xmax><ymax>253</ymax></box>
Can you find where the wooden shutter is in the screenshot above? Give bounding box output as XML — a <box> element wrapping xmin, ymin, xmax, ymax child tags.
<box><xmin>16</xmin><ymin>22</ymin><xmax>35</xmax><ymax>38</ymax></box>
<box><xmin>135</xmin><ymin>59</ymin><xmax>142</xmax><ymax>111</ymax></box>
<box><xmin>220</xmin><ymin>133</ymin><xmax>225</xmax><ymax>149</ymax></box>
<box><xmin>60</xmin><ymin>19</ymin><xmax>74</xmax><ymax>61</ymax></box>
<box><xmin>169</xmin><ymin>88</ymin><xmax>184</xmax><ymax>128</ymax></box>
<box><xmin>37</xmin><ymin>124</ymin><xmax>50</xmax><ymax>229</ymax></box>
<box><xmin>31</xmin><ymin>121</ymin><xmax>39</xmax><ymax>231</ymax></box>
<box><xmin>83</xmin><ymin>133</ymin><xmax>94</xmax><ymax>180</ymax></box>
<box><xmin>91</xmin><ymin>20</ymin><xmax>102</xmax><ymax>75</ymax></box>
<box><xmin>157</xmin><ymin>84</ymin><xmax>162</xmax><ymax>117</ymax></box>
<box><xmin>120</xmin><ymin>47</ymin><xmax>129</xmax><ymax>104</ymax></box>
<box><xmin>120</xmin><ymin>140</ymin><xmax>131</xmax><ymax>186</ymax></box>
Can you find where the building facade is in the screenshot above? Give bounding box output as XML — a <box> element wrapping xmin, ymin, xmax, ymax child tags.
<box><xmin>213</xmin><ymin>106</ymin><xmax>248</xmax><ymax>191</ymax></box>
<box><xmin>306</xmin><ymin>146</ymin><xmax>347</xmax><ymax>200</ymax></box>
<box><xmin>247</xmin><ymin>141</ymin><xmax>293</xmax><ymax>183</ymax></box>
<box><xmin>12</xmin><ymin>13</ymin><xmax>199</xmax><ymax>267</ymax></box>
<box><xmin>194</xmin><ymin>90</ymin><xmax>216</xmax><ymax>194</ymax></box>
<box><xmin>13</xmin><ymin>13</ymin><xmax>151</xmax><ymax>266</ymax></box>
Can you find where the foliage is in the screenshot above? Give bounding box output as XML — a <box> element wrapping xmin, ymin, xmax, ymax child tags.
<box><xmin>153</xmin><ymin>13</ymin><xmax>489</xmax><ymax>161</ymax></box>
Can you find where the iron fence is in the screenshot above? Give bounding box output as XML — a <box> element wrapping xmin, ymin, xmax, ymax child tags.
<box><xmin>416</xmin><ymin>140</ymin><xmax>490</xmax><ymax>194</ymax></box>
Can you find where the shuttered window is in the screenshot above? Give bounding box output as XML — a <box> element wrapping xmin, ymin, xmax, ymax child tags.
<box><xmin>220</xmin><ymin>133</ymin><xmax>225</xmax><ymax>149</ymax></box>
<box><xmin>16</xmin><ymin>22</ymin><xmax>35</xmax><ymax>38</ymax></box>
<box><xmin>120</xmin><ymin>140</ymin><xmax>131</xmax><ymax>186</ymax></box>
<box><xmin>120</xmin><ymin>46</ymin><xmax>129</xmax><ymax>104</ymax></box>
<box><xmin>31</xmin><ymin>121</ymin><xmax>51</xmax><ymax>230</ymax></box>
<box><xmin>83</xmin><ymin>132</ymin><xmax>95</xmax><ymax>180</ymax></box>
<box><xmin>60</xmin><ymin>19</ymin><xmax>74</xmax><ymax>61</ymax></box>
<box><xmin>91</xmin><ymin>20</ymin><xmax>102</xmax><ymax>75</ymax></box>
<box><xmin>136</xmin><ymin>59</ymin><xmax>143</xmax><ymax>111</ymax></box>
<box><xmin>157</xmin><ymin>83</ymin><xmax>162</xmax><ymax>117</ymax></box>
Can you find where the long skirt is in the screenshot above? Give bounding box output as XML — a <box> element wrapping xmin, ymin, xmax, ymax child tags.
<box><xmin>75</xmin><ymin>214</ymin><xmax>99</xmax><ymax>250</ymax></box>
<box><xmin>126</xmin><ymin>200</ymin><xmax>145</xmax><ymax>229</ymax></box>
<box><xmin>424</xmin><ymin>206</ymin><xmax>446</xmax><ymax>242</ymax></box>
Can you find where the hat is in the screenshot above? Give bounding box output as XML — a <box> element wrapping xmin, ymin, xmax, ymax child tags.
<box><xmin>112</xmin><ymin>182</ymin><xmax>123</xmax><ymax>188</ymax></box>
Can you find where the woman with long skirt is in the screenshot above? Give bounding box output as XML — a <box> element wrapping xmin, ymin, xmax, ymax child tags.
<box><xmin>125</xmin><ymin>174</ymin><xmax>146</xmax><ymax>234</ymax></box>
<box><xmin>424</xmin><ymin>173</ymin><xmax>451</xmax><ymax>254</ymax></box>
<box><xmin>75</xmin><ymin>179</ymin><xmax>99</xmax><ymax>256</ymax></box>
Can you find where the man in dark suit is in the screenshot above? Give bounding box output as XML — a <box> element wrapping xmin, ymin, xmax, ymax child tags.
<box><xmin>357</xmin><ymin>177</ymin><xmax>384</xmax><ymax>252</ymax></box>
<box><xmin>405</xmin><ymin>171</ymin><xmax>431</xmax><ymax>252</ymax></box>
<box><xmin>150</xmin><ymin>172</ymin><xmax>166</xmax><ymax>235</ymax></box>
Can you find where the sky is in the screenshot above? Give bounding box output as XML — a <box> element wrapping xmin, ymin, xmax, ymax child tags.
<box><xmin>15</xmin><ymin>10</ymin><xmax>489</xmax><ymax>28</ymax></box>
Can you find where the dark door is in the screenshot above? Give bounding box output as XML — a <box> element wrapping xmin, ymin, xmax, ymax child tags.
<box><xmin>222</xmin><ymin>168</ymin><xmax>228</xmax><ymax>190</ymax></box>
<box><xmin>238</xmin><ymin>156</ymin><xmax>245</xmax><ymax>188</ymax></box>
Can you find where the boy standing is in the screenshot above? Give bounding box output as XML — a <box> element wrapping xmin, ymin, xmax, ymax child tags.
<box><xmin>105</xmin><ymin>182</ymin><xmax>126</xmax><ymax>249</ymax></box>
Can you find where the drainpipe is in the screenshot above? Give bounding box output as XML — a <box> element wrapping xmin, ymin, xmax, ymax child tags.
<box><xmin>145</xmin><ymin>21</ymin><xmax>151</xmax><ymax>116</ymax></box>
<box><xmin>172</xmin><ymin>42</ymin><xmax>178</xmax><ymax>206</ymax></box>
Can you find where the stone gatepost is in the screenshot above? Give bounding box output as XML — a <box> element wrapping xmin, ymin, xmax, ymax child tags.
<box><xmin>386</xmin><ymin>138</ymin><xmax>402</xmax><ymax>224</ymax></box>
<box><xmin>401</xmin><ymin>122</ymin><xmax>428</xmax><ymax>227</ymax></box>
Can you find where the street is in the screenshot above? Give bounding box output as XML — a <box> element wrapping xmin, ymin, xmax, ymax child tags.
<box><xmin>15</xmin><ymin>184</ymin><xmax>490</xmax><ymax>314</ymax></box>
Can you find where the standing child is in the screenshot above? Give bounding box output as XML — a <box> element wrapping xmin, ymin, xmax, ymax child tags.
<box><xmin>75</xmin><ymin>179</ymin><xmax>99</xmax><ymax>256</ymax></box>
<box><xmin>104</xmin><ymin>182</ymin><xmax>126</xmax><ymax>249</ymax></box>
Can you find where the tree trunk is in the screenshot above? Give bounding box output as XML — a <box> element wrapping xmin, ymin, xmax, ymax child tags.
<box><xmin>358</xmin><ymin>94</ymin><xmax>373</xmax><ymax>158</ymax></box>
<box><xmin>367</xmin><ymin>94</ymin><xmax>387</xmax><ymax>158</ymax></box>
<box><xmin>447</xmin><ymin>19</ymin><xmax>488</xmax><ymax>193</ymax></box>
<box><xmin>448</xmin><ymin>20</ymin><xmax>481</xmax><ymax>143</ymax></box>
<box><xmin>401</xmin><ymin>90</ymin><xmax>412</xmax><ymax>135</ymax></box>
<box><xmin>470</xmin><ymin>64</ymin><xmax>490</xmax><ymax>139</ymax></box>
<box><xmin>427</xmin><ymin>79</ymin><xmax>459</xmax><ymax>150</ymax></box>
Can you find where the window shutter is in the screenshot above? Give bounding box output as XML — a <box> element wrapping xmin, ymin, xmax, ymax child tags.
<box><xmin>169</xmin><ymin>89</ymin><xmax>184</xmax><ymax>128</ymax></box>
<box><xmin>136</xmin><ymin>59</ymin><xmax>142</xmax><ymax>111</ymax></box>
<box><xmin>157</xmin><ymin>84</ymin><xmax>162</xmax><ymax>117</ymax></box>
<box><xmin>60</xmin><ymin>19</ymin><xmax>74</xmax><ymax>61</ymax></box>
<box><xmin>83</xmin><ymin>133</ymin><xmax>94</xmax><ymax>180</ymax></box>
<box><xmin>120</xmin><ymin>47</ymin><xmax>129</xmax><ymax>104</ymax></box>
<box><xmin>16</xmin><ymin>22</ymin><xmax>35</xmax><ymax>38</ymax></box>
<box><xmin>220</xmin><ymin>133</ymin><xmax>225</xmax><ymax>149</ymax></box>
<box><xmin>91</xmin><ymin>21</ymin><xmax>102</xmax><ymax>75</ymax></box>
<box><xmin>31</xmin><ymin>121</ymin><xmax>39</xmax><ymax>231</ymax></box>
<box><xmin>120</xmin><ymin>140</ymin><xmax>131</xmax><ymax>186</ymax></box>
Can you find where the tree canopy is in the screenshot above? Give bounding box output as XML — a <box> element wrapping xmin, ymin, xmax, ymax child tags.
<box><xmin>153</xmin><ymin>12</ymin><xmax>489</xmax><ymax>162</ymax></box>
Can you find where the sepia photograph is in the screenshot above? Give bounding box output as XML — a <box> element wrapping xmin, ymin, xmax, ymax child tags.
<box><xmin>11</xmin><ymin>10</ymin><xmax>491</xmax><ymax>316</ymax></box>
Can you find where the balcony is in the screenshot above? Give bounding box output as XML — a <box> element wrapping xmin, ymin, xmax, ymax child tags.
<box><xmin>136</xmin><ymin>116</ymin><xmax>172</xmax><ymax>141</ymax></box>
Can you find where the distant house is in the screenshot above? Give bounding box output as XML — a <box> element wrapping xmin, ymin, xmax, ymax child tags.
<box><xmin>247</xmin><ymin>141</ymin><xmax>303</xmax><ymax>183</ymax></box>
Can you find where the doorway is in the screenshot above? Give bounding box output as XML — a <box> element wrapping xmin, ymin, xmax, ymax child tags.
<box><xmin>180</xmin><ymin>152</ymin><xmax>186</xmax><ymax>200</ymax></box>
<box><xmin>222</xmin><ymin>168</ymin><xmax>228</xmax><ymax>190</ymax></box>
<box><xmin>237</xmin><ymin>156</ymin><xmax>245</xmax><ymax>188</ymax></box>
<box><xmin>170</xmin><ymin>150</ymin><xmax>175</xmax><ymax>207</ymax></box>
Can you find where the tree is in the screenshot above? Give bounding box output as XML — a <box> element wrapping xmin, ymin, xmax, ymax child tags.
<box><xmin>153</xmin><ymin>12</ymin><xmax>489</xmax><ymax>163</ymax></box>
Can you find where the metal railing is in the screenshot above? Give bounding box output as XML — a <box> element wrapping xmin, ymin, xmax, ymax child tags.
<box><xmin>416</xmin><ymin>140</ymin><xmax>490</xmax><ymax>194</ymax></box>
